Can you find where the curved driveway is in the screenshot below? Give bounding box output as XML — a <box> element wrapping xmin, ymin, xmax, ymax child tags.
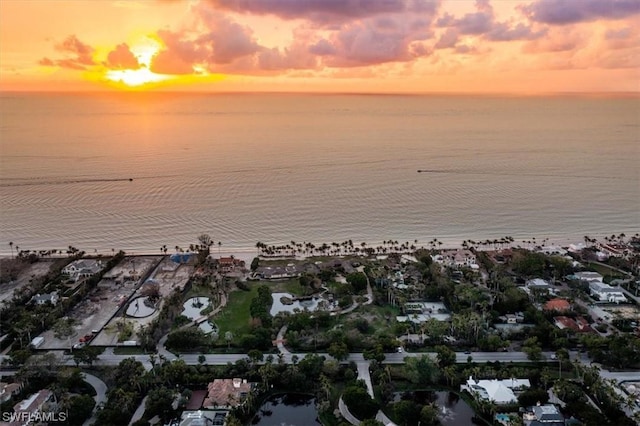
<box><xmin>82</xmin><ymin>373</ymin><xmax>108</xmax><ymax>426</ymax></box>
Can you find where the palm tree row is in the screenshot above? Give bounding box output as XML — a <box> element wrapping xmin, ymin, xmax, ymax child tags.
<box><xmin>254</xmin><ymin>239</ymin><xmax>427</xmax><ymax>258</ymax></box>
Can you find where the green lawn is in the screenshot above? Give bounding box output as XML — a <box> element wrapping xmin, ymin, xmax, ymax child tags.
<box><xmin>212</xmin><ymin>285</ymin><xmax>259</xmax><ymax>342</ymax></box>
<box><xmin>584</xmin><ymin>263</ymin><xmax>626</xmax><ymax>283</ymax></box>
<box><xmin>268</xmin><ymin>278</ymin><xmax>307</xmax><ymax>296</ymax></box>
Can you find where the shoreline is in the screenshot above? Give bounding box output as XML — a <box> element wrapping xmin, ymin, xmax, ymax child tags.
<box><xmin>0</xmin><ymin>234</ymin><xmax>623</xmax><ymax>263</ymax></box>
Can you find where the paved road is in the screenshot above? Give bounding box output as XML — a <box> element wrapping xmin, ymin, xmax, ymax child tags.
<box><xmin>0</xmin><ymin>350</ymin><xmax>575</xmax><ymax>368</ymax></box>
<box><xmin>356</xmin><ymin>361</ymin><xmax>374</xmax><ymax>397</ymax></box>
<box><xmin>128</xmin><ymin>395</ymin><xmax>148</xmax><ymax>426</ymax></box>
<box><xmin>82</xmin><ymin>373</ymin><xmax>108</xmax><ymax>426</ymax></box>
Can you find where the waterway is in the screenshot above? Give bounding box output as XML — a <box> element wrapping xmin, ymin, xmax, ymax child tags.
<box><xmin>390</xmin><ymin>390</ymin><xmax>483</xmax><ymax>426</ymax></box>
<box><xmin>251</xmin><ymin>394</ymin><xmax>320</xmax><ymax>426</ymax></box>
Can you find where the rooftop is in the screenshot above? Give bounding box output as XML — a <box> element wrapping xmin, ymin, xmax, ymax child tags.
<box><xmin>544</xmin><ymin>299</ymin><xmax>570</xmax><ymax>312</ymax></box>
<box><xmin>203</xmin><ymin>379</ymin><xmax>251</xmax><ymax>408</ymax></box>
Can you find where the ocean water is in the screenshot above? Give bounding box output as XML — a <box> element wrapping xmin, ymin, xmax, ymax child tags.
<box><xmin>0</xmin><ymin>93</ymin><xmax>638</xmax><ymax>256</ymax></box>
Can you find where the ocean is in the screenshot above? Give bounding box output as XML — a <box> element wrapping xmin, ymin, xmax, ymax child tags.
<box><xmin>0</xmin><ymin>93</ymin><xmax>638</xmax><ymax>257</ymax></box>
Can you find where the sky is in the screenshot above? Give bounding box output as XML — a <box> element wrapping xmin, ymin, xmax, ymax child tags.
<box><xmin>1</xmin><ymin>0</ymin><xmax>639</xmax><ymax>93</ymax></box>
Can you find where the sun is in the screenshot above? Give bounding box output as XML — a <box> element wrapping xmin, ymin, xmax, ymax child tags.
<box><xmin>106</xmin><ymin>67</ymin><xmax>168</xmax><ymax>87</ymax></box>
<box><xmin>104</xmin><ymin>38</ymin><xmax>170</xmax><ymax>88</ymax></box>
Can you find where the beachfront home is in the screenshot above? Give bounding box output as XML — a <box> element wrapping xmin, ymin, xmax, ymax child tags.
<box><xmin>588</xmin><ymin>281</ymin><xmax>627</xmax><ymax>303</ymax></box>
<box><xmin>202</xmin><ymin>379</ymin><xmax>252</xmax><ymax>410</ymax></box>
<box><xmin>62</xmin><ymin>259</ymin><xmax>102</xmax><ymax>282</ymax></box>
<box><xmin>595</xmin><ymin>242</ymin><xmax>625</xmax><ymax>258</ymax></box>
<box><xmin>216</xmin><ymin>257</ymin><xmax>245</xmax><ymax>274</ymax></box>
<box><xmin>433</xmin><ymin>249</ymin><xmax>478</xmax><ymax>269</ymax></box>
<box><xmin>462</xmin><ymin>376</ymin><xmax>530</xmax><ymax>405</ymax></box>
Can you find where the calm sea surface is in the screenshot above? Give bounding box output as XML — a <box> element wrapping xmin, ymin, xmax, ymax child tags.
<box><xmin>0</xmin><ymin>93</ymin><xmax>638</xmax><ymax>256</ymax></box>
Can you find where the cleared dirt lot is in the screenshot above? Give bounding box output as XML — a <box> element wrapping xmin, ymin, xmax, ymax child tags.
<box><xmin>96</xmin><ymin>258</ymin><xmax>194</xmax><ymax>345</ymax></box>
<box><xmin>603</xmin><ymin>304</ymin><xmax>640</xmax><ymax>320</ymax></box>
<box><xmin>0</xmin><ymin>259</ymin><xmax>59</xmax><ymax>304</ymax></box>
<box><xmin>38</xmin><ymin>256</ymin><xmax>160</xmax><ymax>349</ymax></box>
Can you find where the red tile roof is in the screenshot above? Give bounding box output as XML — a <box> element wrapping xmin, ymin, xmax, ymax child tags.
<box><xmin>544</xmin><ymin>299</ymin><xmax>570</xmax><ymax>312</ymax></box>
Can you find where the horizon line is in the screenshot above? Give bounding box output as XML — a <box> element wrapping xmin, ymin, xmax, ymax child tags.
<box><xmin>1</xmin><ymin>89</ymin><xmax>639</xmax><ymax>98</ymax></box>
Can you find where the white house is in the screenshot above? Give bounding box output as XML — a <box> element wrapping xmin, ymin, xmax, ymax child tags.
<box><xmin>0</xmin><ymin>382</ymin><xmax>22</xmax><ymax>403</ymax></box>
<box><xmin>433</xmin><ymin>249</ymin><xmax>479</xmax><ymax>269</ymax></box>
<box><xmin>62</xmin><ymin>259</ymin><xmax>102</xmax><ymax>282</ymax></box>
<box><xmin>12</xmin><ymin>389</ymin><xmax>53</xmax><ymax>426</ymax></box>
<box><xmin>30</xmin><ymin>291</ymin><xmax>59</xmax><ymax>306</ymax></box>
<box><xmin>589</xmin><ymin>281</ymin><xmax>627</xmax><ymax>303</ymax></box>
<box><xmin>462</xmin><ymin>376</ymin><xmax>530</xmax><ymax>405</ymax></box>
<box><xmin>574</xmin><ymin>271</ymin><xmax>604</xmax><ymax>283</ymax></box>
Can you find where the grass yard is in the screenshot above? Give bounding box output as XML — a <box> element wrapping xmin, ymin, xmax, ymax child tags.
<box><xmin>184</xmin><ymin>282</ymin><xmax>219</xmax><ymax>300</ymax></box>
<box><xmin>212</xmin><ymin>285</ymin><xmax>259</xmax><ymax>342</ymax></box>
<box><xmin>584</xmin><ymin>263</ymin><xmax>626</xmax><ymax>281</ymax></box>
<box><xmin>268</xmin><ymin>278</ymin><xmax>307</xmax><ymax>296</ymax></box>
<box><xmin>336</xmin><ymin>303</ymin><xmax>400</xmax><ymax>332</ymax></box>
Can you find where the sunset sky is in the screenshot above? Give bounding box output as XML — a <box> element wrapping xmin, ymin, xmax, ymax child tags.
<box><xmin>1</xmin><ymin>0</ymin><xmax>639</xmax><ymax>93</ymax></box>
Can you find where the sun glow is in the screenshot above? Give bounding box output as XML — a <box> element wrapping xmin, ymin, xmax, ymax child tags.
<box><xmin>105</xmin><ymin>67</ymin><xmax>169</xmax><ymax>87</ymax></box>
<box><xmin>104</xmin><ymin>37</ymin><xmax>169</xmax><ymax>87</ymax></box>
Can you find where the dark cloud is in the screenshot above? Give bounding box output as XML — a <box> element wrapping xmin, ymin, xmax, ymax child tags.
<box><xmin>39</xmin><ymin>35</ymin><xmax>96</xmax><ymax>70</ymax></box>
<box><xmin>105</xmin><ymin>43</ymin><xmax>140</xmax><ymax>69</ymax></box>
<box><xmin>149</xmin><ymin>6</ymin><xmax>262</xmax><ymax>75</ymax></box>
<box><xmin>309</xmin><ymin>39</ymin><xmax>337</xmax><ymax>56</ymax></box>
<box><xmin>195</xmin><ymin>5</ymin><xmax>261</xmax><ymax>64</ymax></box>
<box><xmin>487</xmin><ymin>22</ymin><xmax>547</xmax><ymax>41</ymax></box>
<box><xmin>435</xmin><ymin>0</ymin><xmax>546</xmax><ymax>47</ymax></box>
<box><xmin>206</xmin><ymin>0</ymin><xmax>439</xmax><ymax>23</ymax></box>
<box><xmin>319</xmin><ymin>15</ymin><xmax>436</xmax><ymax>67</ymax></box>
<box><xmin>434</xmin><ymin>28</ymin><xmax>458</xmax><ymax>49</ymax></box>
<box><xmin>522</xmin><ymin>0</ymin><xmax>640</xmax><ymax>25</ymax></box>
<box><xmin>436</xmin><ymin>0</ymin><xmax>492</xmax><ymax>35</ymax></box>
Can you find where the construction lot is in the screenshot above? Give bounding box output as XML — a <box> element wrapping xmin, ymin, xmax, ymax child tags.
<box><xmin>94</xmin><ymin>256</ymin><xmax>193</xmax><ymax>346</ymax></box>
<box><xmin>38</xmin><ymin>256</ymin><xmax>160</xmax><ymax>349</ymax></box>
<box><xmin>0</xmin><ymin>258</ymin><xmax>58</xmax><ymax>304</ymax></box>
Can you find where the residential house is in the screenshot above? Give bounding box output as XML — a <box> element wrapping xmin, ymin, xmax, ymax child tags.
<box><xmin>462</xmin><ymin>376</ymin><xmax>530</xmax><ymax>405</ymax></box>
<box><xmin>62</xmin><ymin>259</ymin><xmax>102</xmax><ymax>282</ymax></box>
<box><xmin>433</xmin><ymin>249</ymin><xmax>479</xmax><ymax>269</ymax></box>
<box><xmin>526</xmin><ymin>279</ymin><xmax>552</xmax><ymax>291</ymax></box>
<box><xmin>202</xmin><ymin>379</ymin><xmax>251</xmax><ymax>410</ymax></box>
<box><xmin>523</xmin><ymin>404</ymin><xmax>566</xmax><ymax>426</ymax></box>
<box><xmin>0</xmin><ymin>382</ymin><xmax>22</xmax><ymax>403</ymax></box>
<box><xmin>216</xmin><ymin>257</ymin><xmax>245</xmax><ymax>274</ymax></box>
<box><xmin>544</xmin><ymin>299</ymin><xmax>570</xmax><ymax>313</ymax></box>
<box><xmin>11</xmin><ymin>389</ymin><xmax>53</xmax><ymax>426</ymax></box>
<box><xmin>595</xmin><ymin>243</ymin><xmax>624</xmax><ymax>258</ymax></box>
<box><xmin>30</xmin><ymin>291</ymin><xmax>59</xmax><ymax>306</ymax></box>
<box><xmin>178</xmin><ymin>410</ymin><xmax>221</xmax><ymax>426</ymax></box>
<box><xmin>554</xmin><ymin>316</ymin><xmax>594</xmax><ymax>333</ymax></box>
<box><xmin>588</xmin><ymin>281</ymin><xmax>627</xmax><ymax>303</ymax></box>
<box><xmin>574</xmin><ymin>271</ymin><xmax>604</xmax><ymax>283</ymax></box>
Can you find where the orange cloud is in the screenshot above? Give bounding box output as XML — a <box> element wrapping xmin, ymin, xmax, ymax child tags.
<box><xmin>105</xmin><ymin>43</ymin><xmax>141</xmax><ymax>70</ymax></box>
<box><xmin>39</xmin><ymin>35</ymin><xmax>95</xmax><ymax>70</ymax></box>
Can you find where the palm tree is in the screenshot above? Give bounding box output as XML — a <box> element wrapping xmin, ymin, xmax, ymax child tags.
<box><xmin>218</xmin><ymin>241</ymin><xmax>222</xmax><ymax>256</ymax></box>
<box><xmin>8</xmin><ymin>242</ymin><xmax>13</xmax><ymax>259</ymax></box>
